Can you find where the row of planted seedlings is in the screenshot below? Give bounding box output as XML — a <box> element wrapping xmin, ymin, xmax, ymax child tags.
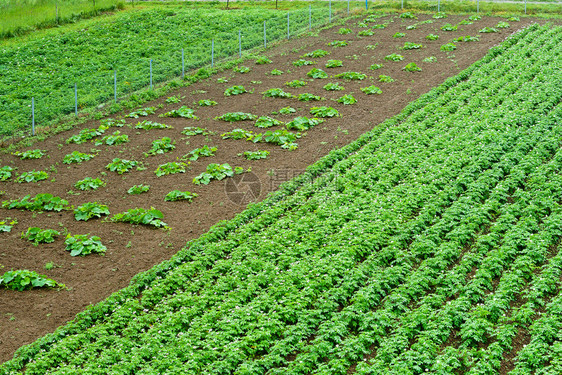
<box><xmin>0</xmin><ymin>21</ymin><xmax>546</xmax><ymax>374</ymax></box>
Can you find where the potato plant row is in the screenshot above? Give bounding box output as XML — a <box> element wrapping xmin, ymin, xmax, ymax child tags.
<box><xmin>3</xmin><ymin>23</ymin><xmax>561</xmax><ymax>374</ymax></box>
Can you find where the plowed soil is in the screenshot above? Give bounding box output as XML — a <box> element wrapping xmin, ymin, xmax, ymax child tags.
<box><xmin>0</xmin><ymin>13</ymin><xmax>538</xmax><ymax>363</ymax></box>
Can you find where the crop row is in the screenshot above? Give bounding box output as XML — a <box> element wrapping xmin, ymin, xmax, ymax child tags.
<box><xmin>0</xmin><ymin>23</ymin><xmax>552</xmax><ymax>374</ymax></box>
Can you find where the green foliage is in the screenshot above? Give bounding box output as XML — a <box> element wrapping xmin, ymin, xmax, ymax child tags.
<box><xmin>99</xmin><ymin>118</ymin><xmax>125</xmax><ymax>128</ymax></box>
<box><xmin>22</xmin><ymin>227</ymin><xmax>60</xmax><ymax>245</ymax></box>
<box><xmin>278</xmin><ymin>106</ymin><xmax>296</xmax><ymax>115</ymax></box>
<box><xmin>400</xmin><ymin>12</ymin><xmax>417</xmax><ymax>19</ymax></box>
<box><xmin>361</xmin><ymin>85</ymin><xmax>383</xmax><ymax>95</ymax></box>
<box><xmin>0</xmin><ymin>270</ymin><xmax>63</xmax><ymax>291</ymax></box>
<box><xmin>403</xmin><ymin>62</ymin><xmax>422</xmax><ymax>72</ymax></box>
<box><xmin>126</xmin><ymin>106</ymin><xmax>156</xmax><ymax>118</ymax></box>
<box><xmin>74</xmin><ymin>202</ymin><xmax>110</xmax><ymax>221</ymax></box>
<box><xmin>454</xmin><ymin>35</ymin><xmax>480</xmax><ymax>42</ymax></box>
<box><xmin>379</xmin><ymin>74</ymin><xmax>395</xmax><ymax>82</ymax></box>
<box><xmin>198</xmin><ymin>99</ymin><xmax>218</xmax><ymax>107</ymax></box>
<box><xmin>338</xmin><ymin>27</ymin><xmax>352</xmax><ymax>35</ymax></box>
<box><xmin>255</xmin><ymin>56</ymin><xmax>272</xmax><ymax>65</ymax></box>
<box><xmin>16</xmin><ymin>170</ymin><xmax>48</xmax><ymax>183</ymax></box>
<box><xmin>216</xmin><ymin>112</ymin><xmax>258</xmax><ymax>122</ymax></box>
<box><xmin>165</xmin><ymin>96</ymin><xmax>181</xmax><ymax>104</ymax></box>
<box><xmin>0</xmin><ymin>166</ymin><xmax>16</xmax><ymax>181</ymax></box>
<box><xmin>222</xmin><ymin>129</ymin><xmax>254</xmax><ymax>140</ymax></box>
<box><xmin>335</xmin><ymin>71</ymin><xmax>367</xmax><ymax>80</ymax></box>
<box><xmin>233</xmin><ymin>65</ymin><xmax>251</xmax><ymax>73</ymax></box>
<box><xmin>63</xmin><ymin>151</ymin><xmax>95</xmax><ymax>164</ymax></box>
<box><xmin>458</xmin><ymin>19</ymin><xmax>473</xmax><ymax>25</ymax></box>
<box><xmin>255</xmin><ymin>116</ymin><xmax>283</xmax><ymax>128</ymax></box>
<box><xmin>440</xmin><ymin>23</ymin><xmax>457</xmax><ymax>31</ymax></box>
<box><xmin>497</xmin><ymin>21</ymin><xmax>510</xmax><ymax>29</ymax></box>
<box><xmin>303</xmin><ymin>49</ymin><xmax>330</xmax><ymax>58</ymax></box>
<box><xmin>2</xmin><ymin>194</ymin><xmax>68</xmax><ymax>211</ymax></box>
<box><xmin>385</xmin><ymin>53</ymin><xmax>404</xmax><ymax>61</ymax></box>
<box><xmin>325</xmin><ymin>59</ymin><xmax>343</xmax><ymax>68</ymax></box>
<box><xmin>193</xmin><ymin>163</ymin><xmax>242</xmax><ymax>185</ymax></box>
<box><xmin>310</xmin><ymin>106</ymin><xmax>340</xmax><ymax>118</ymax></box>
<box><xmin>75</xmin><ymin>177</ymin><xmax>106</xmax><ymax>191</ymax></box>
<box><xmin>426</xmin><ymin>33</ymin><xmax>440</xmax><ymax>41</ymax></box>
<box><xmin>402</xmin><ymin>42</ymin><xmax>423</xmax><ymax>50</ymax></box>
<box><xmin>64</xmin><ymin>234</ymin><xmax>107</xmax><ymax>256</ymax></box>
<box><xmin>328</xmin><ymin>40</ymin><xmax>348</xmax><ymax>47</ymax></box>
<box><xmin>365</xmin><ymin>44</ymin><xmax>379</xmax><ymax>50</ymax></box>
<box><xmin>270</xmin><ymin>69</ymin><xmax>283</xmax><ymax>75</ymax></box>
<box><xmin>154</xmin><ymin>162</ymin><xmax>187</xmax><ymax>177</ymax></box>
<box><xmin>106</xmin><ymin>158</ymin><xmax>139</xmax><ymax>174</ymax></box>
<box><xmin>224</xmin><ymin>85</ymin><xmax>248</xmax><ymax>96</ymax></box>
<box><xmin>285</xmin><ymin>80</ymin><xmax>307</xmax><ymax>88</ymax></box>
<box><xmin>507</xmin><ymin>16</ymin><xmax>520</xmax><ymax>21</ymax></box>
<box><xmin>372</xmin><ymin>23</ymin><xmax>386</xmax><ymax>29</ymax></box>
<box><xmin>357</xmin><ymin>30</ymin><xmax>374</xmax><ymax>36</ymax></box>
<box><xmin>298</xmin><ymin>93</ymin><xmax>323</xmax><ymax>102</ymax></box>
<box><xmin>66</xmin><ymin>127</ymin><xmax>105</xmax><ymax>144</ymax></box>
<box><xmin>12</xmin><ymin>149</ymin><xmax>45</xmax><ymax>160</ymax></box>
<box><xmin>135</xmin><ymin>120</ymin><xmax>171</xmax><ymax>130</ymax></box>
<box><xmin>165</xmin><ymin>190</ymin><xmax>197</xmax><ymax>202</ymax></box>
<box><xmin>433</xmin><ymin>12</ymin><xmax>447</xmax><ymax>19</ymax></box>
<box><xmin>94</xmin><ymin>131</ymin><xmax>129</xmax><ymax>146</ymax></box>
<box><xmin>423</xmin><ymin>56</ymin><xmax>437</xmax><ymax>63</ymax></box>
<box><xmin>111</xmin><ymin>207</ymin><xmax>167</xmax><ymax>228</ymax></box>
<box><xmin>127</xmin><ymin>184</ymin><xmax>150</xmax><ymax>195</ymax></box>
<box><xmin>181</xmin><ymin>126</ymin><xmax>212</xmax><ymax>136</ymax></box>
<box><xmin>286</xmin><ymin>117</ymin><xmax>324</xmax><ymax>131</ymax></box>
<box><xmin>480</xmin><ymin>26</ymin><xmax>498</xmax><ymax>33</ymax></box>
<box><xmin>159</xmin><ymin>106</ymin><xmax>198</xmax><ymax>119</ymax></box>
<box><xmin>239</xmin><ymin>150</ymin><xmax>269</xmax><ymax>160</ymax></box>
<box><xmin>337</xmin><ymin>94</ymin><xmax>357</xmax><ymax>105</ymax></box>
<box><xmin>393</xmin><ymin>32</ymin><xmax>405</xmax><ymax>38</ymax></box>
<box><xmin>184</xmin><ymin>145</ymin><xmax>217</xmax><ymax>161</ymax></box>
<box><xmin>441</xmin><ymin>43</ymin><xmax>457</xmax><ymax>51</ymax></box>
<box><xmin>0</xmin><ymin>218</ymin><xmax>17</xmax><ymax>233</ymax></box>
<box><xmin>369</xmin><ymin>63</ymin><xmax>384</xmax><ymax>70</ymax></box>
<box><xmin>253</xmin><ymin>129</ymin><xmax>300</xmax><ymax>150</ymax></box>
<box><xmin>292</xmin><ymin>59</ymin><xmax>315</xmax><ymax>67</ymax></box>
<box><xmin>307</xmin><ymin>68</ymin><xmax>328</xmax><ymax>79</ymax></box>
<box><xmin>323</xmin><ymin>82</ymin><xmax>345</xmax><ymax>91</ymax></box>
<box><xmin>146</xmin><ymin>137</ymin><xmax>176</xmax><ymax>156</ymax></box>
<box><xmin>263</xmin><ymin>88</ymin><xmax>293</xmax><ymax>99</ymax></box>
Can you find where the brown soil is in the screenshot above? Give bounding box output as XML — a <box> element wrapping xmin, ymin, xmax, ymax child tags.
<box><xmin>0</xmin><ymin>13</ymin><xmax>539</xmax><ymax>364</ymax></box>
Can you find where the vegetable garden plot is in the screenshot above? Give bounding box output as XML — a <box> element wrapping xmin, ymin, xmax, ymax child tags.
<box><xmin>2</xmin><ymin>20</ymin><xmax>562</xmax><ymax>374</ymax></box>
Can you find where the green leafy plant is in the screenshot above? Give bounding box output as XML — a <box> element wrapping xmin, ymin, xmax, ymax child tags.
<box><xmin>325</xmin><ymin>59</ymin><xmax>343</xmax><ymax>68</ymax></box>
<box><xmin>385</xmin><ymin>53</ymin><xmax>404</xmax><ymax>62</ymax></box>
<box><xmin>454</xmin><ymin>35</ymin><xmax>480</xmax><ymax>42</ymax></box>
<box><xmin>239</xmin><ymin>150</ymin><xmax>269</xmax><ymax>160</ymax></box>
<box><xmin>193</xmin><ymin>163</ymin><xmax>243</xmax><ymax>185</ymax></box>
<box><xmin>165</xmin><ymin>95</ymin><xmax>181</xmax><ymax>104</ymax></box>
<box><xmin>111</xmin><ymin>207</ymin><xmax>168</xmax><ymax>228</ymax></box>
<box><xmin>298</xmin><ymin>93</ymin><xmax>324</xmax><ymax>102</ymax></box>
<box><xmin>361</xmin><ymin>85</ymin><xmax>383</xmax><ymax>95</ymax></box>
<box><xmin>310</xmin><ymin>106</ymin><xmax>340</xmax><ymax>118</ymax></box>
<box><xmin>224</xmin><ymin>85</ymin><xmax>248</xmax><ymax>96</ymax></box>
<box><xmin>458</xmin><ymin>19</ymin><xmax>473</xmax><ymax>25</ymax></box>
<box><xmin>95</xmin><ymin>131</ymin><xmax>129</xmax><ymax>146</ymax></box>
<box><xmin>216</xmin><ymin>112</ymin><xmax>257</xmax><ymax>122</ymax></box>
<box><xmin>16</xmin><ymin>170</ymin><xmax>49</xmax><ymax>183</ymax></box>
<box><xmin>99</xmin><ymin>118</ymin><xmax>125</xmax><ymax>128</ymax></box>
<box><xmin>365</xmin><ymin>44</ymin><xmax>379</xmax><ymax>50</ymax></box>
<box><xmin>328</xmin><ymin>40</ymin><xmax>348</xmax><ymax>47</ymax></box>
<box><xmin>145</xmin><ymin>137</ymin><xmax>176</xmax><ymax>156</ymax></box>
<box><xmin>379</xmin><ymin>74</ymin><xmax>395</xmax><ymax>82</ymax></box>
<box><xmin>393</xmin><ymin>32</ymin><xmax>405</xmax><ymax>38</ymax></box>
<box><xmin>270</xmin><ymin>69</ymin><xmax>283</xmax><ymax>75</ymax></box>
<box><xmin>423</xmin><ymin>56</ymin><xmax>437</xmax><ymax>63</ymax></box>
<box><xmin>433</xmin><ymin>11</ymin><xmax>447</xmax><ymax>19</ymax></box>
<box><xmin>198</xmin><ymin>99</ymin><xmax>218</xmax><ymax>107</ymax></box>
<box><xmin>165</xmin><ymin>190</ymin><xmax>198</xmax><ymax>202</ymax></box>
<box><xmin>440</xmin><ymin>23</ymin><xmax>457</xmax><ymax>31</ymax></box>
<box><xmin>22</xmin><ymin>227</ymin><xmax>60</xmax><ymax>245</ymax></box>
<box><xmin>135</xmin><ymin>120</ymin><xmax>171</xmax><ymax>130</ymax></box>
<box><xmin>66</xmin><ymin>127</ymin><xmax>105</xmax><ymax>144</ymax></box>
<box><xmin>371</xmin><ymin>23</ymin><xmax>386</xmax><ymax>29</ymax></box>
<box><xmin>0</xmin><ymin>218</ymin><xmax>17</xmax><ymax>232</ymax></box>
<box><xmin>263</xmin><ymin>88</ymin><xmax>293</xmax><ymax>99</ymax></box>
<box><xmin>127</xmin><ymin>184</ymin><xmax>150</xmax><ymax>195</ymax></box>
<box><xmin>0</xmin><ymin>269</ymin><xmax>63</xmax><ymax>291</ymax></box>
<box><xmin>441</xmin><ymin>43</ymin><xmax>457</xmax><ymax>51</ymax></box>
<box><xmin>285</xmin><ymin>80</ymin><xmax>307</xmax><ymax>88</ymax></box>
<box><xmin>338</xmin><ymin>27</ymin><xmax>352</xmax><ymax>35</ymax></box>
<box><xmin>74</xmin><ymin>202</ymin><xmax>110</xmax><ymax>221</ymax></box>
<box><xmin>496</xmin><ymin>21</ymin><xmax>510</xmax><ymax>29</ymax></box>
<box><xmin>217</xmin><ymin>77</ymin><xmax>229</xmax><ymax>83</ymax></box>
<box><xmin>357</xmin><ymin>30</ymin><xmax>374</xmax><ymax>36</ymax></box>
<box><xmin>369</xmin><ymin>63</ymin><xmax>384</xmax><ymax>70</ymax></box>
<box><xmin>0</xmin><ymin>166</ymin><xmax>16</xmax><ymax>181</ymax></box>
<box><xmin>255</xmin><ymin>56</ymin><xmax>272</xmax><ymax>64</ymax></box>
<box><xmin>222</xmin><ymin>129</ymin><xmax>254</xmax><ymax>140</ymax></box>
<box><xmin>307</xmin><ymin>68</ymin><xmax>328</xmax><ymax>79</ymax></box>
<box><xmin>255</xmin><ymin>116</ymin><xmax>283</xmax><ymax>128</ymax></box>
<box><xmin>399</xmin><ymin>12</ymin><xmax>417</xmax><ymax>19</ymax></box>
<box><xmin>406</xmin><ymin>25</ymin><xmax>417</xmax><ymax>30</ymax></box>
<box><xmin>65</xmin><ymin>234</ymin><xmax>107</xmax><ymax>256</ymax></box>
<box><xmin>12</xmin><ymin>149</ymin><xmax>44</xmax><ymax>160</ymax></box>
<box><xmin>75</xmin><ymin>177</ymin><xmax>106</xmax><ymax>191</ymax></box>
<box><xmin>159</xmin><ymin>106</ymin><xmax>198</xmax><ymax>119</ymax></box>
<box><xmin>63</xmin><ymin>151</ymin><xmax>94</xmax><ymax>164</ymax></box>
<box><xmin>402</xmin><ymin>42</ymin><xmax>423</xmax><ymax>50</ymax></box>
<box><xmin>403</xmin><ymin>62</ymin><xmax>422</xmax><ymax>72</ymax></box>
<box><xmin>154</xmin><ymin>162</ymin><xmax>187</xmax><ymax>177</ymax></box>
<box><xmin>323</xmin><ymin>82</ymin><xmax>344</xmax><ymax>91</ymax></box>
<box><xmin>2</xmin><ymin>194</ymin><xmax>69</xmax><ymax>211</ymax></box>
<box><xmin>335</xmin><ymin>71</ymin><xmax>367</xmax><ymax>80</ymax></box>
<box><xmin>337</xmin><ymin>94</ymin><xmax>357</xmax><ymax>105</ymax></box>
<box><xmin>425</xmin><ymin>34</ymin><xmax>439</xmax><ymax>40</ymax></box>
<box><xmin>181</xmin><ymin>126</ymin><xmax>212</xmax><ymax>136</ymax></box>
<box><xmin>292</xmin><ymin>59</ymin><xmax>315</xmax><ymax>67</ymax></box>
<box><xmin>126</xmin><ymin>106</ymin><xmax>156</xmax><ymax>118</ymax></box>
<box><xmin>507</xmin><ymin>16</ymin><xmax>520</xmax><ymax>21</ymax></box>
<box><xmin>184</xmin><ymin>145</ymin><xmax>217</xmax><ymax>161</ymax></box>
<box><xmin>233</xmin><ymin>65</ymin><xmax>250</xmax><ymax>73</ymax></box>
<box><xmin>253</xmin><ymin>129</ymin><xmax>300</xmax><ymax>150</ymax></box>
<box><xmin>278</xmin><ymin>106</ymin><xmax>296</xmax><ymax>115</ymax></box>
<box><xmin>286</xmin><ymin>117</ymin><xmax>324</xmax><ymax>131</ymax></box>
<box><xmin>106</xmin><ymin>158</ymin><xmax>139</xmax><ymax>174</ymax></box>
<box><xmin>303</xmin><ymin>49</ymin><xmax>330</xmax><ymax>58</ymax></box>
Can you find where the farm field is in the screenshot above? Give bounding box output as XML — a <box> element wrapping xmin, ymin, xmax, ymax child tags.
<box><xmin>1</xmin><ymin>8</ymin><xmax>562</xmax><ymax>373</ymax></box>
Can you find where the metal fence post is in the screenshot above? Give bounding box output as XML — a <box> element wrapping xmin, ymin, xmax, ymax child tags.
<box><xmin>211</xmin><ymin>39</ymin><xmax>214</xmax><ymax>67</ymax></box>
<box><xmin>150</xmin><ymin>59</ymin><xmax>153</xmax><ymax>89</ymax></box>
<box><xmin>287</xmin><ymin>12</ymin><xmax>290</xmax><ymax>39</ymax></box>
<box><xmin>366</xmin><ymin>0</ymin><xmax>368</xmax><ymax>10</ymax></box>
<box><xmin>525</xmin><ymin>0</ymin><xmax>527</xmax><ymax>14</ymax></box>
<box><xmin>401</xmin><ymin>0</ymin><xmax>404</xmax><ymax>10</ymax></box>
<box><xmin>114</xmin><ymin>70</ymin><xmax>117</xmax><ymax>103</ymax></box>
<box><xmin>347</xmin><ymin>0</ymin><xmax>350</xmax><ymax>15</ymax></box>
<box><xmin>438</xmin><ymin>0</ymin><xmax>440</xmax><ymax>12</ymax></box>
<box><xmin>309</xmin><ymin>5</ymin><xmax>311</xmax><ymax>30</ymax></box>
<box><xmin>329</xmin><ymin>0</ymin><xmax>332</xmax><ymax>22</ymax></box>
<box><xmin>181</xmin><ymin>48</ymin><xmax>185</xmax><ymax>78</ymax></box>
<box><xmin>264</xmin><ymin>21</ymin><xmax>267</xmax><ymax>48</ymax></box>
<box><xmin>477</xmin><ymin>0</ymin><xmax>480</xmax><ymax>12</ymax></box>
<box><xmin>238</xmin><ymin>30</ymin><xmax>242</xmax><ymax>58</ymax></box>
<box><xmin>31</xmin><ymin>97</ymin><xmax>35</xmax><ymax>136</ymax></box>
<box><xmin>74</xmin><ymin>83</ymin><xmax>78</xmax><ymax>116</ymax></box>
